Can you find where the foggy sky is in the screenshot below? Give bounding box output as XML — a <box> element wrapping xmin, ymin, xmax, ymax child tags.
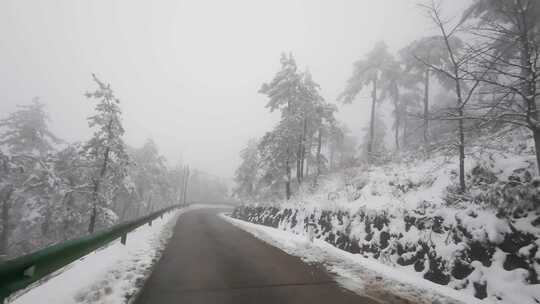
<box><xmin>0</xmin><ymin>0</ymin><xmax>470</xmax><ymax>180</ymax></box>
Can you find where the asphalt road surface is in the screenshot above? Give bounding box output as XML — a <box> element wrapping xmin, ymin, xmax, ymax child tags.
<box><xmin>134</xmin><ymin>208</ymin><xmax>381</xmax><ymax>304</ymax></box>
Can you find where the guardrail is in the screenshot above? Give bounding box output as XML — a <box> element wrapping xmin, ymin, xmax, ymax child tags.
<box><xmin>0</xmin><ymin>204</ymin><xmax>182</xmax><ymax>303</ymax></box>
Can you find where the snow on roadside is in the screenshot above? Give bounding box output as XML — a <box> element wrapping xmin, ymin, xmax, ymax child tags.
<box><xmin>222</xmin><ymin>213</ymin><xmax>484</xmax><ymax>304</ymax></box>
<box><xmin>10</xmin><ymin>204</ymin><xmax>226</xmax><ymax>304</ymax></box>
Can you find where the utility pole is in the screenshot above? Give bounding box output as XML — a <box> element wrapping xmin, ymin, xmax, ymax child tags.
<box><xmin>182</xmin><ymin>165</ymin><xmax>190</xmax><ymax>206</ymax></box>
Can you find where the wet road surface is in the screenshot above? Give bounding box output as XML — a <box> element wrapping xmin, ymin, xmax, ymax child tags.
<box><xmin>134</xmin><ymin>208</ymin><xmax>381</xmax><ymax>304</ymax></box>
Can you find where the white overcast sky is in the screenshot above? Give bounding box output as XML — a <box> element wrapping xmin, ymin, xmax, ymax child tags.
<box><xmin>0</xmin><ymin>0</ymin><xmax>470</xmax><ymax>180</ymax></box>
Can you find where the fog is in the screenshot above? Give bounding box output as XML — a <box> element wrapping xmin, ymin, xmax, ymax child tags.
<box><xmin>3</xmin><ymin>1</ymin><xmax>540</xmax><ymax>302</ymax></box>
<box><xmin>0</xmin><ymin>0</ymin><xmax>469</xmax><ymax>180</ymax></box>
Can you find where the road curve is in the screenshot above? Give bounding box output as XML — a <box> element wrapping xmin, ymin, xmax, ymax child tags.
<box><xmin>134</xmin><ymin>208</ymin><xmax>380</xmax><ymax>304</ymax></box>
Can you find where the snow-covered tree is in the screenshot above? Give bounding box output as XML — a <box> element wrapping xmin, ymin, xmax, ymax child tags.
<box><xmin>0</xmin><ymin>98</ymin><xmax>60</xmax><ymax>155</ymax></box>
<box><xmin>327</xmin><ymin>123</ymin><xmax>358</xmax><ymax>170</ymax></box>
<box><xmin>360</xmin><ymin>114</ymin><xmax>388</xmax><ymax>162</ymax></box>
<box><xmin>258</xmin><ymin>54</ymin><xmax>339</xmax><ymax>198</ymax></box>
<box><xmin>83</xmin><ymin>74</ymin><xmax>130</xmax><ymax>233</ymax></box>
<box><xmin>297</xmin><ymin>70</ymin><xmax>337</xmax><ymax>183</ymax></box>
<box><xmin>258</xmin><ymin>54</ymin><xmax>303</xmax><ymax>197</ymax></box>
<box><xmin>257</xmin><ymin>116</ymin><xmax>299</xmax><ymax>200</ymax></box>
<box><xmin>260</xmin><ymin>53</ymin><xmax>303</xmax><ymax>115</ymax></box>
<box><xmin>52</xmin><ymin>143</ymin><xmax>93</xmax><ymax>241</ymax></box>
<box><xmin>416</xmin><ymin>2</ymin><xmax>486</xmax><ymax>192</ymax></box>
<box><xmin>0</xmin><ymin>100</ymin><xmax>61</xmax><ymax>257</ymax></box>
<box><xmin>129</xmin><ymin>139</ymin><xmax>167</xmax><ymax>216</ymax></box>
<box><xmin>464</xmin><ymin>0</ymin><xmax>540</xmax><ymax>174</ymax></box>
<box><xmin>234</xmin><ymin>139</ymin><xmax>260</xmax><ymax>200</ymax></box>
<box><xmin>398</xmin><ymin>90</ymin><xmax>424</xmax><ymax>149</ymax></box>
<box><xmin>400</xmin><ymin>36</ymin><xmax>462</xmax><ymax>146</ymax></box>
<box><xmin>340</xmin><ymin>41</ymin><xmax>394</xmax><ymax>161</ymax></box>
<box><xmin>378</xmin><ymin>58</ymin><xmax>422</xmax><ymax>151</ymax></box>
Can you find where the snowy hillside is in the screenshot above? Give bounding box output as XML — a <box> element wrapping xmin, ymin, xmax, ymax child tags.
<box><xmin>232</xmin><ymin>129</ymin><xmax>540</xmax><ymax>304</ymax></box>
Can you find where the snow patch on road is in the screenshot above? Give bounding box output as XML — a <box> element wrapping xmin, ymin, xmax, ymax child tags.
<box><xmin>223</xmin><ymin>213</ymin><xmax>483</xmax><ymax>304</ymax></box>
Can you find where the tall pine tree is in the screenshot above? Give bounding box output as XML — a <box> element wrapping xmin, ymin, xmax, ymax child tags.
<box><xmin>83</xmin><ymin>74</ymin><xmax>130</xmax><ymax>233</ymax></box>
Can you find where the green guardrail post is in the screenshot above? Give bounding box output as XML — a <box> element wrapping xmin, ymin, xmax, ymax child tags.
<box><xmin>23</xmin><ymin>265</ymin><xmax>35</xmax><ymax>277</ymax></box>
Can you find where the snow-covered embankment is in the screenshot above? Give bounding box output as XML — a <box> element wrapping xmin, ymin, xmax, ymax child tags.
<box><xmin>230</xmin><ymin>143</ymin><xmax>540</xmax><ymax>304</ymax></box>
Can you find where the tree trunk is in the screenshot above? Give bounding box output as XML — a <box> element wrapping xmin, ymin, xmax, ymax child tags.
<box><xmin>296</xmin><ymin>140</ymin><xmax>302</xmax><ymax>184</ymax></box>
<box><xmin>88</xmin><ymin>204</ymin><xmax>98</xmax><ymax>233</ymax></box>
<box><xmin>146</xmin><ymin>195</ymin><xmax>153</xmax><ymax>215</ymax></box>
<box><xmin>62</xmin><ymin>192</ymin><xmax>74</xmax><ymax>241</ymax></box>
<box><xmin>458</xmin><ymin>108</ymin><xmax>466</xmax><ymax>192</ymax></box>
<box><xmin>314</xmin><ymin>127</ymin><xmax>323</xmax><ymax>185</ymax></box>
<box><xmin>526</xmin><ymin>35</ymin><xmax>540</xmax><ymax>174</ymax></box>
<box><xmin>88</xmin><ymin>146</ymin><xmax>110</xmax><ymax>234</ymax></box>
<box><xmin>300</xmin><ymin>146</ymin><xmax>305</xmax><ymax>182</ymax></box>
<box><xmin>329</xmin><ymin>145</ymin><xmax>335</xmax><ymax>170</ymax></box>
<box><xmin>296</xmin><ymin>119</ymin><xmax>307</xmax><ymax>184</ymax></box>
<box><xmin>423</xmin><ymin>68</ymin><xmax>430</xmax><ymax>146</ymax></box>
<box><xmin>135</xmin><ymin>203</ymin><xmax>141</xmax><ymax>218</ymax></box>
<box><xmin>120</xmin><ymin>196</ymin><xmax>131</xmax><ymax>221</ymax></box>
<box><xmin>532</xmin><ymin>129</ymin><xmax>540</xmax><ymax>175</ymax></box>
<box><xmin>368</xmin><ymin>78</ymin><xmax>377</xmax><ymax>160</ymax></box>
<box><xmin>518</xmin><ymin>19</ymin><xmax>540</xmax><ymax>174</ymax></box>
<box><xmin>402</xmin><ymin>104</ymin><xmax>409</xmax><ymax>149</ymax></box>
<box><xmin>394</xmin><ymin>120</ymin><xmax>400</xmax><ymax>151</ymax></box>
<box><xmin>88</xmin><ymin>181</ymin><xmax>99</xmax><ymax>234</ymax></box>
<box><xmin>0</xmin><ymin>187</ymin><xmax>13</xmax><ymax>259</ymax></box>
<box><xmin>183</xmin><ymin>166</ymin><xmax>190</xmax><ymax>205</ymax></box>
<box><xmin>394</xmin><ymin>97</ymin><xmax>400</xmax><ymax>151</ymax></box>
<box><xmin>41</xmin><ymin>199</ymin><xmax>52</xmax><ymax>236</ymax></box>
<box><xmin>451</xmin><ymin>65</ymin><xmax>466</xmax><ymax>192</ymax></box>
<box><xmin>445</xmin><ymin>34</ymin><xmax>466</xmax><ymax>193</ymax></box>
<box><xmin>301</xmin><ymin>118</ymin><xmax>307</xmax><ymax>180</ymax></box>
<box><xmin>285</xmin><ymin>158</ymin><xmax>292</xmax><ymax>200</ymax></box>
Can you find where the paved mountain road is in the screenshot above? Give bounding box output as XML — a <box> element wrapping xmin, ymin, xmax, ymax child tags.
<box><xmin>134</xmin><ymin>208</ymin><xmax>381</xmax><ymax>304</ymax></box>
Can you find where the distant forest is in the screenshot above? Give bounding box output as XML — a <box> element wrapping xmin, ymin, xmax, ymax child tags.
<box><xmin>0</xmin><ymin>74</ymin><xmax>228</xmax><ymax>259</ymax></box>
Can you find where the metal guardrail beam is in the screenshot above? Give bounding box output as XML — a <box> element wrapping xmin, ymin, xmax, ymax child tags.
<box><xmin>0</xmin><ymin>205</ymin><xmax>181</xmax><ymax>303</ymax></box>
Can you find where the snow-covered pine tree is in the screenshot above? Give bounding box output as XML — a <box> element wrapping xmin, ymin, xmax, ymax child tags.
<box><xmin>298</xmin><ymin>70</ymin><xmax>337</xmax><ymax>183</ymax></box>
<box><xmin>259</xmin><ymin>53</ymin><xmax>303</xmax><ymax>114</ymax></box>
<box><xmin>399</xmin><ymin>36</ymin><xmax>461</xmax><ymax>148</ymax></box>
<box><xmin>327</xmin><ymin>123</ymin><xmax>357</xmax><ymax>170</ymax></box>
<box><xmin>397</xmin><ymin>90</ymin><xmax>423</xmax><ymax>149</ymax></box>
<box><xmin>233</xmin><ymin>139</ymin><xmax>260</xmax><ymax>201</ymax></box>
<box><xmin>257</xmin><ymin>117</ymin><xmax>298</xmax><ymax>200</ymax></box>
<box><xmin>258</xmin><ymin>53</ymin><xmax>339</xmax><ymax>197</ymax></box>
<box><xmin>0</xmin><ymin>98</ymin><xmax>60</xmax><ymax>155</ymax></box>
<box><xmin>0</xmin><ymin>99</ymin><xmax>61</xmax><ymax>258</ymax></box>
<box><xmin>340</xmin><ymin>41</ymin><xmax>394</xmax><ymax>162</ymax></box>
<box><xmin>52</xmin><ymin>143</ymin><xmax>93</xmax><ymax>241</ymax></box>
<box><xmin>83</xmin><ymin>74</ymin><xmax>130</xmax><ymax>233</ymax></box>
<box><xmin>259</xmin><ymin>53</ymin><xmax>304</xmax><ymax>198</ymax></box>
<box><xmin>130</xmin><ymin>139</ymin><xmax>167</xmax><ymax>216</ymax></box>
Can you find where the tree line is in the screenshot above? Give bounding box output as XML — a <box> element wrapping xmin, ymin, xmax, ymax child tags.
<box><xmin>234</xmin><ymin>0</ymin><xmax>540</xmax><ymax>200</ymax></box>
<box><xmin>0</xmin><ymin>74</ymin><xmax>227</xmax><ymax>259</ymax></box>
<box><xmin>234</xmin><ymin>54</ymin><xmax>352</xmax><ymax>201</ymax></box>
